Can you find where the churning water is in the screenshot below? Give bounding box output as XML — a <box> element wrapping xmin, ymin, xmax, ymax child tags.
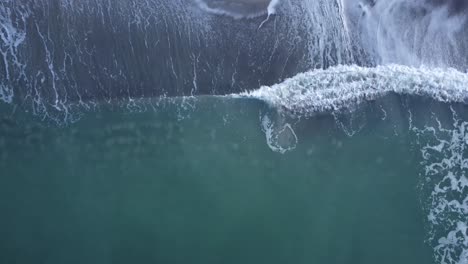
<box><xmin>1</xmin><ymin>0</ymin><xmax>467</xmax><ymax>263</ymax></box>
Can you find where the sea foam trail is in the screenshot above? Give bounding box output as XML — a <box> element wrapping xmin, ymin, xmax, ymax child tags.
<box><xmin>415</xmin><ymin>113</ymin><xmax>468</xmax><ymax>264</ymax></box>
<box><xmin>239</xmin><ymin>64</ymin><xmax>468</xmax><ymax>116</ymax></box>
<box><xmin>193</xmin><ymin>0</ymin><xmax>281</xmax><ymax>19</ymax></box>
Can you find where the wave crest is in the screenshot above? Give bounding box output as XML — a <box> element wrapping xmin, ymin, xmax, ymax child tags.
<box><xmin>239</xmin><ymin>64</ymin><xmax>468</xmax><ymax>116</ymax></box>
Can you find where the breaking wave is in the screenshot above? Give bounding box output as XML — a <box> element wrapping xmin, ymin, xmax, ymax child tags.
<box><xmin>238</xmin><ymin>64</ymin><xmax>468</xmax><ymax>264</ymax></box>
<box><xmin>1</xmin><ymin>1</ymin><xmax>468</xmax><ymax>263</ymax></box>
<box><xmin>239</xmin><ymin>64</ymin><xmax>468</xmax><ymax>117</ymax></box>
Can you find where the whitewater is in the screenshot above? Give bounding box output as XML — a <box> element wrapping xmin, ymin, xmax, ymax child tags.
<box><xmin>1</xmin><ymin>0</ymin><xmax>468</xmax><ymax>264</ymax></box>
<box><xmin>235</xmin><ymin>1</ymin><xmax>468</xmax><ymax>263</ymax></box>
<box><xmin>239</xmin><ymin>65</ymin><xmax>468</xmax><ymax>116</ymax></box>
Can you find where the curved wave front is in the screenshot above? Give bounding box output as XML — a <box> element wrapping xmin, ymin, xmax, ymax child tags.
<box><xmin>238</xmin><ymin>64</ymin><xmax>468</xmax><ymax>264</ymax></box>
<box><xmin>239</xmin><ymin>64</ymin><xmax>468</xmax><ymax>116</ymax></box>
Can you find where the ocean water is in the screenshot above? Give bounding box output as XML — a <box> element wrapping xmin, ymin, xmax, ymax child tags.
<box><xmin>1</xmin><ymin>0</ymin><xmax>468</xmax><ymax>264</ymax></box>
<box><xmin>0</xmin><ymin>95</ymin><xmax>436</xmax><ymax>264</ymax></box>
<box><xmin>1</xmin><ymin>93</ymin><xmax>467</xmax><ymax>264</ymax></box>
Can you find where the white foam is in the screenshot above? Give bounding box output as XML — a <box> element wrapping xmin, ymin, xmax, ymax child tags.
<box><xmin>257</xmin><ymin>0</ymin><xmax>281</xmax><ymax>28</ymax></box>
<box><xmin>298</xmin><ymin>0</ymin><xmax>356</xmax><ymax>67</ymax></box>
<box><xmin>267</xmin><ymin>0</ymin><xmax>280</xmax><ymax>15</ymax></box>
<box><xmin>0</xmin><ymin>1</ymin><xmax>29</xmax><ymax>104</ymax></box>
<box><xmin>414</xmin><ymin>112</ymin><xmax>468</xmax><ymax>264</ymax></box>
<box><xmin>357</xmin><ymin>0</ymin><xmax>468</xmax><ymax>69</ymax></box>
<box><xmin>260</xmin><ymin>113</ymin><xmax>298</xmax><ymax>154</ymax></box>
<box><xmin>239</xmin><ymin>64</ymin><xmax>468</xmax><ymax>262</ymax></box>
<box><xmin>193</xmin><ymin>0</ymin><xmax>280</xmax><ymax>19</ymax></box>
<box><xmin>0</xmin><ymin>83</ymin><xmax>13</xmax><ymax>103</ymax></box>
<box><xmin>239</xmin><ymin>64</ymin><xmax>468</xmax><ymax>117</ymax></box>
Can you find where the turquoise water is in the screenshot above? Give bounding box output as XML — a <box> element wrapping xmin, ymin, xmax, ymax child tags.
<box><xmin>3</xmin><ymin>95</ymin><xmax>465</xmax><ymax>264</ymax></box>
<box><xmin>1</xmin><ymin>0</ymin><xmax>467</xmax><ymax>263</ymax></box>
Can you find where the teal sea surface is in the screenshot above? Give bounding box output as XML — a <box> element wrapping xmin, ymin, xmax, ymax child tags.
<box><xmin>1</xmin><ymin>94</ymin><xmax>466</xmax><ymax>264</ymax></box>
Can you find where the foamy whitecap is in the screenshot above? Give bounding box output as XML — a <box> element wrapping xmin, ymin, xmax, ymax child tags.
<box><xmin>239</xmin><ymin>64</ymin><xmax>468</xmax><ymax>263</ymax></box>
<box><xmin>239</xmin><ymin>64</ymin><xmax>468</xmax><ymax>117</ymax></box>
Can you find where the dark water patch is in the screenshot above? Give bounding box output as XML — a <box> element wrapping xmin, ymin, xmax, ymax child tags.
<box><xmin>0</xmin><ymin>1</ymin><xmax>304</xmax><ymax>101</ymax></box>
<box><xmin>0</xmin><ymin>0</ymin><xmax>369</xmax><ymax>118</ymax></box>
